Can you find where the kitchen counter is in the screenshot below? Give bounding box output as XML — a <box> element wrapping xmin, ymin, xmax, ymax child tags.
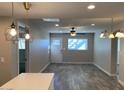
<box><xmin>1</xmin><ymin>73</ymin><xmax>54</xmax><ymax>90</ymax></box>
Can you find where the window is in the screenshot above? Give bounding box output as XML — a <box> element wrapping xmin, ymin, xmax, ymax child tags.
<box><xmin>18</xmin><ymin>38</ymin><xmax>25</xmax><ymax>49</ymax></box>
<box><xmin>68</xmin><ymin>39</ymin><xmax>88</xmax><ymax>50</ymax></box>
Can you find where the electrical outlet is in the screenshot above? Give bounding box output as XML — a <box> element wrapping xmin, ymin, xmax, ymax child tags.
<box><xmin>0</xmin><ymin>57</ymin><xmax>4</xmax><ymax>63</ymax></box>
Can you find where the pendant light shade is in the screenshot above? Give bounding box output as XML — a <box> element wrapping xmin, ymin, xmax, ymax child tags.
<box><xmin>108</xmin><ymin>33</ymin><xmax>114</xmax><ymax>38</ymax></box>
<box><xmin>100</xmin><ymin>32</ymin><xmax>105</xmax><ymax>38</ymax></box>
<box><xmin>5</xmin><ymin>2</ymin><xmax>18</xmax><ymax>42</ymax></box>
<box><xmin>5</xmin><ymin>2</ymin><xmax>32</xmax><ymax>43</ymax></box>
<box><xmin>24</xmin><ymin>2</ymin><xmax>31</xmax><ymax>40</ymax></box>
<box><xmin>25</xmin><ymin>33</ymin><xmax>30</xmax><ymax>40</ymax></box>
<box><xmin>115</xmin><ymin>30</ymin><xmax>124</xmax><ymax>38</ymax></box>
<box><xmin>70</xmin><ymin>27</ymin><xmax>76</xmax><ymax>36</ymax></box>
<box><xmin>25</xmin><ymin>27</ymin><xmax>31</xmax><ymax>40</ymax></box>
<box><xmin>9</xmin><ymin>22</ymin><xmax>17</xmax><ymax>36</ymax></box>
<box><xmin>100</xmin><ymin>30</ymin><xmax>108</xmax><ymax>38</ymax></box>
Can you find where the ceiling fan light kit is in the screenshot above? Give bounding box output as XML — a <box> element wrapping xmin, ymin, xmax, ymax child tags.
<box><xmin>70</xmin><ymin>27</ymin><xmax>76</xmax><ymax>36</ymax></box>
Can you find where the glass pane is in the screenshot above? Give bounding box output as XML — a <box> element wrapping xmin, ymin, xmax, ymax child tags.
<box><xmin>18</xmin><ymin>38</ymin><xmax>25</xmax><ymax>49</ymax></box>
<box><xmin>68</xmin><ymin>39</ymin><xmax>88</xmax><ymax>50</ymax></box>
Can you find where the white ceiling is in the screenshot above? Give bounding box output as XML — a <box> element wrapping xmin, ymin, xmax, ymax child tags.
<box><xmin>0</xmin><ymin>2</ymin><xmax>124</xmax><ymax>19</ymax></box>
<box><xmin>1</xmin><ymin>2</ymin><xmax>124</xmax><ymax>30</ymax></box>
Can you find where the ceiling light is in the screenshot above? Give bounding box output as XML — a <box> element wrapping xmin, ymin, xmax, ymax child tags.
<box><xmin>115</xmin><ymin>30</ymin><xmax>124</xmax><ymax>38</ymax></box>
<box><xmin>70</xmin><ymin>32</ymin><xmax>76</xmax><ymax>36</ymax></box>
<box><xmin>23</xmin><ymin>2</ymin><xmax>31</xmax><ymax>40</ymax></box>
<box><xmin>55</xmin><ymin>24</ymin><xmax>59</xmax><ymax>27</ymax></box>
<box><xmin>88</xmin><ymin>4</ymin><xmax>95</xmax><ymax>10</ymax></box>
<box><xmin>9</xmin><ymin>22</ymin><xmax>17</xmax><ymax>36</ymax></box>
<box><xmin>5</xmin><ymin>2</ymin><xmax>18</xmax><ymax>42</ymax></box>
<box><xmin>109</xmin><ymin>33</ymin><xmax>114</xmax><ymax>39</ymax></box>
<box><xmin>91</xmin><ymin>24</ymin><xmax>95</xmax><ymax>26</ymax></box>
<box><xmin>25</xmin><ymin>33</ymin><xmax>30</xmax><ymax>40</ymax></box>
<box><xmin>70</xmin><ymin>27</ymin><xmax>76</xmax><ymax>36</ymax></box>
<box><xmin>5</xmin><ymin>2</ymin><xmax>32</xmax><ymax>43</ymax></box>
<box><xmin>100</xmin><ymin>32</ymin><xmax>105</xmax><ymax>38</ymax></box>
<box><xmin>9</xmin><ymin>3</ymin><xmax>17</xmax><ymax>37</ymax></box>
<box><xmin>42</xmin><ymin>18</ymin><xmax>60</xmax><ymax>22</ymax></box>
<box><xmin>100</xmin><ymin>30</ymin><xmax>108</xmax><ymax>38</ymax></box>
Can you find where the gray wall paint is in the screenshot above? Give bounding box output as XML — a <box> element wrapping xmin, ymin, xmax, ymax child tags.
<box><xmin>94</xmin><ymin>32</ymin><xmax>112</xmax><ymax>74</ymax></box>
<box><xmin>111</xmin><ymin>39</ymin><xmax>117</xmax><ymax>74</ymax></box>
<box><xmin>62</xmin><ymin>33</ymin><xmax>94</xmax><ymax>62</ymax></box>
<box><xmin>28</xmin><ymin>20</ymin><xmax>50</xmax><ymax>72</ymax></box>
<box><xmin>119</xmin><ymin>38</ymin><xmax>124</xmax><ymax>82</ymax></box>
<box><xmin>50</xmin><ymin>33</ymin><xmax>94</xmax><ymax>63</ymax></box>
<box><xmin>113</xmin><ymin>23</ymin><xmax>124</xmax><ymax>82</ymax></box>
<box><xmin>94</xmin><ymin>29</ymin><xmax>118</xmax><ymax>76</ymax></box>
<box><xmin>0</xmin><ymin>17</ymin><xmax>18</xmax><ymax>86</ymax></box>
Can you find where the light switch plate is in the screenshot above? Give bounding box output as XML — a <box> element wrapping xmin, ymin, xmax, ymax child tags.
<box><xmin>0</xmin><ymin>57</ymin><xmax>4</xmax><ymax>63</ymax></box>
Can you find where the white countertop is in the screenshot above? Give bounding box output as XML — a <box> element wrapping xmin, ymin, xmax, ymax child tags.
<box><xmin>1</xmin><ymin>73</ymin><xmax>54</xmax><ymax>90</ymax></box>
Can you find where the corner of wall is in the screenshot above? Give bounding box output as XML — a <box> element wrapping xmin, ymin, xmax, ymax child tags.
<box><xmin>118</xmin><ymin>79</ymin><xmax>124</xmax><ymax>86</ymax></box>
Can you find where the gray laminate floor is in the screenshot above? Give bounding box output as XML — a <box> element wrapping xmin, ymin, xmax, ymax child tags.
<box><xmin>43</xmin><ymin>63</ymin><xmax>124</xmax><ymax>90</ymax></box>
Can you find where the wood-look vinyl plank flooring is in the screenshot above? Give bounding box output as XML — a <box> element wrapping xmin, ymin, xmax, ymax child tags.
<box><xmin>43</xmin><ymin>63</ymin><xmax>124</xmax><ymax>90</ymax></box>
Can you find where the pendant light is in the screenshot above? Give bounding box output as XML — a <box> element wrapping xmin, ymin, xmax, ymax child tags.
<box><xmin>115</xmin><ymin>30</ymin><xmax>124</xmax><ymax>38</ymax></box>
<box><xmin>100</xmin><ymin>30</ymin><xmax>107</xmax><ymax>38</ymax></box>
<box><xmin>25</xmin><ymin>27</ymin><xmax>31</xmax><ymax>40</ymax></box>
<box><xmin>23</xmin><ymin>2</ymin><xmax>31</xmax><ymax>40</ymax></box>
<box><xmin>100</xmin><ymin>32</ymin><xmax>105</xmax><ymax>38</ymax></box>
<box><xmin>109</xmin><ymin>33</ymin><xmax>114</xmax><ymax>38</ymax></box>
<box><xmin>70</xmin><ymin>27</ymin><xmax>76</xmax><ymax>36</ymax></box>
<box><xmin>5</xmin><ymin>2</ymin><xmax>18</xmax><ymax>42</ymax></box>
<box><xmin>9</xmin><ymin>3</ymin><xmax>17</xmax><ymax>37</ymax></box>
<box><xmin>108</xmin><ymin>18</ymin><xmax>114</xmax><ymax>39</ymax></box>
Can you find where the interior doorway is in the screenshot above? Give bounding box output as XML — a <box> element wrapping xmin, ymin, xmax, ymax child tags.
<box><xmin>18</xmin><ymin>26</ymin><xmax>29</xmax><ymax>73</ymax></box>
<box><xmin>50</xmin><ymin>33</ymin><xmax>63</xmax><ymax>63</ymax></box>
<box><xmin>18</xmin><ymin>38</ymin><xmax>26</xmax><ymax>73</ymax></box>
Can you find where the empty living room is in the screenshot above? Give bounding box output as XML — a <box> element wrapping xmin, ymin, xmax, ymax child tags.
<box><xmin>0</xmin><ymin>0</ymin><xmax>124</xmax><ymax>93</ymax></box>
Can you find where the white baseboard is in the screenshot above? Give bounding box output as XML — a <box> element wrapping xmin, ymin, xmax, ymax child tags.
<box><xmin>94</xmin><ymin>63</ymin><xmax>116</xmax><ymax>77</ymax></box>
<box><xmin>39</xmin><ymin>63</ymin><xmax>50</xmax><ymax>72</ymax></box>
<box><xmin>51</xmin><ymin>62</ymin><xmax>93</xmax><ymax>64</ymax></box>
<box><xmin>118</xmin><ymin>80</ymin><xmax>124</xmax><ymax>86</ymax></box>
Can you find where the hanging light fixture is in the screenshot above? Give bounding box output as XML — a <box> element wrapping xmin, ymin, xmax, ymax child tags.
<box><xmin>100</xmin><ymin>32</ymin><xmax>105</xmax><ymax>38</ymax></box>
<box><xmin>109</xmin><ymin>33</ymin><xmax>114</xmax><ymax>38</ymax></box>
<box><xmin>100</xmin><ymin>30</ymin><xmax>108</xmax><ymax>38</ymax></box>
<box><xmin>108</xmin><ymin>18</ymin><xmax>115</xmax><ymax>39</ymax></box>
<box><xmin>115</xmin><ymin>30</ymin><xmax>124</xmax><ymax>38</ymax></box>
<box><xmin>5</xmin><ymin>2</ymin><xmax>18</xmax><ymax>42</ymax></box>
<box><xmin>23</xmin><ymin>2</ymin><xmax>31</xmax><ymax>40</ymax></box>
<box><xmin>70</xmin><ymin>27</ymin><xmax>76</xmax><ymax>36</ymax></box>
<box><xmin>5</xmin><ymin>2</ymin><xmax>32</xmax><ymax>43</ymax></box>
<box><xmin>25</xmin><ymin>27</ymin><xmax>31</xmax><ymax>40</ymax></box>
